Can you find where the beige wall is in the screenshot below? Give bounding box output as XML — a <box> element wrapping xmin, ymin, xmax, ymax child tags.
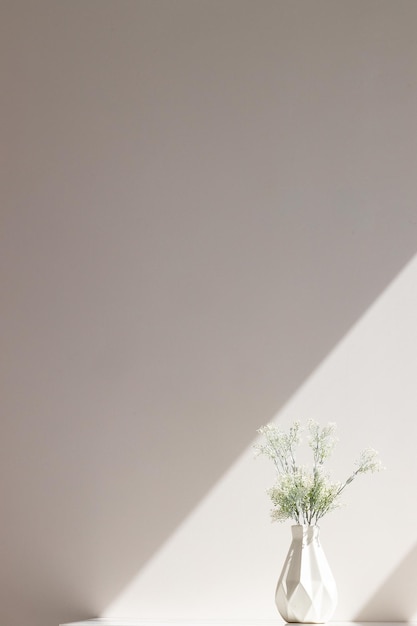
<box><xmin>2</xmin><ymin>1</ymin><xmax>417</xmax><ymax>625</ymax></box>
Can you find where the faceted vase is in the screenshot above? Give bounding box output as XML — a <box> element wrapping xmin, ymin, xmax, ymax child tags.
<box><xmin>275</xmin><ymin>524</ymin><xmax>338</xmax><ymax>623</ymax></box>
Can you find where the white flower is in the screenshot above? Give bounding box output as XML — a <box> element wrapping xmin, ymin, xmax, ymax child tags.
<box><xmin>355</xmin><ymin>447</ymin><xmax>384</xmax><ymax>474</ymax></box>
<box><xmin>255</xmin><ymin>420</ymin><xmax>383</xmax><ymax>525</ymax></box>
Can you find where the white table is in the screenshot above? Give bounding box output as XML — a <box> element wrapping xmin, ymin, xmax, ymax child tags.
<box><xmin>60</xmin><ymin>621</ymin><xmax>414</xmax><ymax>626</ymax></box>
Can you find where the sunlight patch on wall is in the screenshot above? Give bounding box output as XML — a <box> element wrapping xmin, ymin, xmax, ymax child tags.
<box><xmin>104</xmin><ymin>254</ymin><xmax>417</xmax><ymax>621</ymax></box>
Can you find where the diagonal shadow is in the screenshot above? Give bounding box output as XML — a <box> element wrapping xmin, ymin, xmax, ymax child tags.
<box><xmin>4</xmin><ymin>231</ymin><xmax>417</xmax><ymax>626</ymax></box>
<box><xmin>354</xmin><ymin>542</ymin><xmax>417</xmax><ymax>621</ymax></box>
<box><xmin>3</xmin><ymin>2</ymin><xmax>417</xmax><ymax>626</ymax></box>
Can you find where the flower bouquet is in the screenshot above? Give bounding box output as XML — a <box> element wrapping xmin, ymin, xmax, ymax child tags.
<box><xmin>255</xmin><ymin>419</ymin><xmax>383</xmax><ymax>623</ymax></box>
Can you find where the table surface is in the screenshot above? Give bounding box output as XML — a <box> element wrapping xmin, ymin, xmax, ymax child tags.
<box><xmin>60</xmin><ymin>617</ymin><xmax>417</xmax><ymax>626</ymax></box>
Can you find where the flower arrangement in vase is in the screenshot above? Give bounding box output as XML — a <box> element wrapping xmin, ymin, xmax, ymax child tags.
<box><xmin>255</xmin><ymin>419</ymin><xmax>383</xmax><ymax>623</ymax></box>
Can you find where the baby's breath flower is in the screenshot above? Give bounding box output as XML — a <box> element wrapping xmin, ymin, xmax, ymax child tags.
<box><xmin>308</xmin><ymin>419</ymin><xmax>338</xmax><ymax>465</ymax></box>
<box><xmin>255</xmin><ymin>422</ymin><xmax>302</xmax><ymax>474</ymax></box>
<box><xmin>355</xmin><ymin>447</ymin><xmax>383</xmax><ymax>474</ymax></box>
<box><xmin>255</xmin><ymin>420</ymin><xmax>383</xmax><ymax>525</ymax></box>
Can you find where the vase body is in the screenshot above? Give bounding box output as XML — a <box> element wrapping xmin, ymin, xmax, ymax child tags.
<box><xmin>275</xmin><ymin>524</ymin><xmax>338</xmax><ymax>624</ymax></box>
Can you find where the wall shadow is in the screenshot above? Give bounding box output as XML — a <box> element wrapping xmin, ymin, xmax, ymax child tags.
<box><xmin>3</xmin><ymin>2</ymin><xmax>417</xmax><ymax>626</ymax></box>
<box><xmin>354</xmin><ymin>542</ymin><xmax>417</xmax><ymax>621</ymax></box>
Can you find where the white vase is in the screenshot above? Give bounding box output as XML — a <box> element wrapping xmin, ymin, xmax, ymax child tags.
<box><xmin>275</xmin><ymin>524</ymin><xmax>338</xmax><ymax>623</ymax></box>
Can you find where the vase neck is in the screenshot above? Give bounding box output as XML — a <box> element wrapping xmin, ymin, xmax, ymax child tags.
<box><xmin>291</xmin><ymin>524</ymin><xmax>320</xmax><ymax>543</ymax></box>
